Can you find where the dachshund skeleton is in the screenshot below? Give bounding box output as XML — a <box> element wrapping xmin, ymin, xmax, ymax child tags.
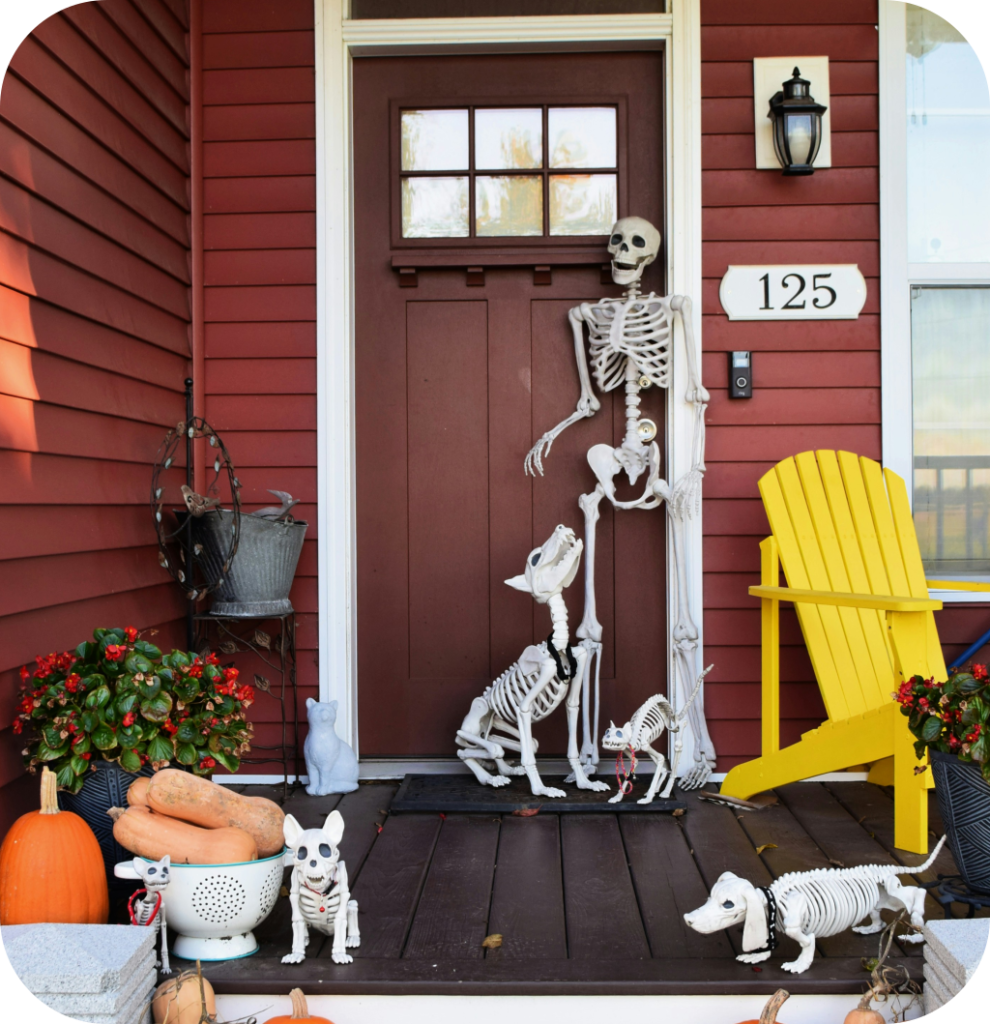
<box><xmin>114</xmin><ymin>855</ymin><xmax>171</xmax><ymax>974</ymax></box>
<box><xmin>524</xmin><ymin>216</ymin><xmax>716</xmax><ymax>789</ymax></box>
<box><xmin>281</xmin><ymin>810</ymin><xmax>360</xmax><ymax>965</ymax></box>
<box><xmin>684</xmin><ymin>835</ymin><xmax>947</xmax><ymax>974</ymax></box>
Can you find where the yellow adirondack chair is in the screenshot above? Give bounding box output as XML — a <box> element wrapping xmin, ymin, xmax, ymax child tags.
<box><xmin>720</xmin><ymin>450</ymin><xmax>990</xmax><ymax>854</ymax></box>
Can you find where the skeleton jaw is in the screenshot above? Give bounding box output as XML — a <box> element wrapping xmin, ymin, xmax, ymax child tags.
<box><xmin>610</xmin><ymin>258</ymin><xmax>649</xmax><ymax>288</ymax></box>
<box><xmin>508</xmin><ymin>524</ymin><xmax>583</xmax><ymax>603</ymax></box>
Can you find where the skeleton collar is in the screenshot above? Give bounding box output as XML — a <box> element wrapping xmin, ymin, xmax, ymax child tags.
<box><xmin>751</xmin><ymin>886</ymin><xmax>778</xmax><ymax>954</ymax></box>
<box><xmin>546</xmin><ymin>633</ymin><xmax>577</xmax><ymax>680</ymax></box>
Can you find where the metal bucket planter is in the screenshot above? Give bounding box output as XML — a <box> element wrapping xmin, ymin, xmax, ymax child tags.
<box><xmin>194</xmin><ymin>508</ymin><xmax>307</xmax><ymax>617</ymax></box>
<box><xmin>931</xmin><ymin>750</ymin><xmax>990</xmax><ymax>894</ymax></box>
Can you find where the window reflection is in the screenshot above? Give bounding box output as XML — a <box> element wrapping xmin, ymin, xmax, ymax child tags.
<box><xmin>476</xmin><ymin>176</ymin><xmax>543</xmax><ymax>236</ymax></box>
<box><xmin>549</xmin><ymin>175</ymin><xmax>617</xmax><ymax>235</ymax></box>
<box><xmin>475</xmin><ymin>109</ymin><xmax>543</xmax><ymax>169</ymax></box>
<box><xmin>401</xmin><ymin>177</ymin><xmax>469</xmax><ymax>238</ymax></box>
<box><xmin>549</xmin><ymin>108</ymin><xmax>617</xmax><ymax>168</ymax></box>
<box><xmin>401</xmin><ymin>110</ymin><xmax>469</xmax><ymax>171</ymax></box>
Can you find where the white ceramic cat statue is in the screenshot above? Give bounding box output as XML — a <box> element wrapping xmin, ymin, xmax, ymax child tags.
<box><xmin>304</xmin><ymin>698</ymin><xmax>359</xmax><ymax>796</ymax></box>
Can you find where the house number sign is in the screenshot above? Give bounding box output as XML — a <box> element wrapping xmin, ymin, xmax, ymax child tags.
<box><xmin>719</xmin><ymin>264</ymin><xmax>867</xmax><ymax>321</ymax></box>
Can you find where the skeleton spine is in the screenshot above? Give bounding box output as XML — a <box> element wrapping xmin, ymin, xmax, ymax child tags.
<box><xmin>548</xmin><ymin>593</ymin><xmax>569</xmax><ymax>651</ymax></box>
<box><xmin>623</xmin><ymin>361</ymin><xmax>642</xmax><ymax>450</ymax></box>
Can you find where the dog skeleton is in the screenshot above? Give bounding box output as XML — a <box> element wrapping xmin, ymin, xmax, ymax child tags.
<box><xmin>601</xmin><ymin>665</ymin><xmax>712</xmax><ymax>804</ymax></box>
<box><xmin>281</xmin><ymin>810</ymin><xmax>360</xmax><ymax>965</ymax></box>
<box><xmin>456</xmin><ymin>525</ymin><xmax>609</xmax><ymax>798</ymax></box>
<box><xmin>114</xmin><ymin>855</ymin><xmax>171</xmax><ymax>974</ymax></box>
<box><xmin>683</xmin><ymin>835</ymin><xmax>947</xmax><ymax>973</ymax></box>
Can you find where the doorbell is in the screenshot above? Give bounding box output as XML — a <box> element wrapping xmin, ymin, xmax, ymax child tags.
<box><xmin>729</xmin><ymin>351</ymin><xmax>752</xmax><ymax>399</ymax></box>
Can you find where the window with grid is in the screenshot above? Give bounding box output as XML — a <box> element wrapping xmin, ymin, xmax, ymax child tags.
<box><xmin>399</xmin><ymin>106</ymin><xmax>619</xmax><ymax>239</ymax></box>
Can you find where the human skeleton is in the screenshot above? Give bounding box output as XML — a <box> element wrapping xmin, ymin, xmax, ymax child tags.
<box><xmin>114</xmin><ymin>855</ymin><xmax>171</xmax><ymax>974</ymax></box>
<box><xmin>281</xmin><ymin>810</ymin><xmax>360</xmax><ymax>966</ymax></box>
<box><xmin>524</xmin><ymin>216</ymin><xmax>716</xmax><ymax>788</ymax></box>
<box><xmin>456</xmin><ymin>525</ymin><xmax>609</xmax><ymax>798</ymax></box>
<box><xmin>684</xmin><ymin>835</ymin><xmax>946</xmax><ymax>974</ymax></box>
<box><xmin>600</xmin><ymin>664</ymin><xmax>711</xmax><ymax>804</ymax></box>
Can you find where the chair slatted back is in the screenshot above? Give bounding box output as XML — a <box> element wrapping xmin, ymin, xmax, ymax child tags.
<box><xmin>758</xmin><ymin>450</ymin><xmax>947</xmax><ymax>724</ymax></box>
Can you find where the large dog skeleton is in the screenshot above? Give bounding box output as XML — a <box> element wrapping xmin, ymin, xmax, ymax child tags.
<box><xmin>524</xmin><ymin>216</ymin><xmax>716</xmax><ymax>788</ymax></box>
<box><xmin>684</xmin><ymin>836</ymin><xmax>947</xmax><ymax>974</ymax></box>
<box><xmin>456</xmin><ymin>525</ymin><xmax>609</xmax><ymax>798</ymax></box>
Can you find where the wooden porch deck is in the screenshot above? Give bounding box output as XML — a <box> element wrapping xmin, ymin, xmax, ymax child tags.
<box><xmin>184</xmin><ymin>779</ymin><xmax>984</xmax><ymax>996</ymax></box>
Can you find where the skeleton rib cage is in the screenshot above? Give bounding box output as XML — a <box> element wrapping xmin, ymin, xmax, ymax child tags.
<box><xmin>625</xmin><ymin>693</ymin><xmax>676</xmax><ymax>749</ymax></box>
<box><xmin>484</xmin><ymin>645</ymin><xmax>569</xmax><ymax>728</ymax></box>
<box><xmin>583</xmin><ymin>296</ymin><xmax>672</xmax><ymax>393</ymax></box>
<box><xmin>772</xmin><ymin>866</ymin><xmax>898</xmax><ymax>938</ymax></box>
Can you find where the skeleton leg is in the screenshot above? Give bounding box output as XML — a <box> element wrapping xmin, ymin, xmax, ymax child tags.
<box><xmin>159</xmin><ymin>901</ymin><xmax>170</xmax><ymax>974</ymax></box>
<box><xmin>780</xmin><ymin>893</ymin><xmax>816</xmax><ymax>973</ymax></box>
<box><xmin>346</xmin><ymin>899</ymin><xmax>360</xmax><ymax>947</ymax></box>
<box><xmin>564</xmin><ymin>646</ymin><xmax>609</xmax><ymax>792</ymax></box>
<box><xmin>576</xmin><ymin>485</ymin><xmax>605</xmax><ymax>768</ymax></box>
<box><xmin>852</xmin><ymin>908</ymin><xmax>885</xmax><ymax>935</ymax></box>
<box><xmin>883</xmin><ymin>877</ymin><xmax>927</xmax><ymax>941</ymax></box>
<box><xmin>281</xmin><ymin>882</ymin><xmax>309</xmax><ymax>964</ymax></box>
<box><xmin>637</xmin><ymin>741</ymin><xmax>669</xmax><ymax>805</ymax></box>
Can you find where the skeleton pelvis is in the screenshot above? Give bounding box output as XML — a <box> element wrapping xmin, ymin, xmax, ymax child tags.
<box><xmin>587</xmin><ymin>442</ymin><xmax>660</xmax><ymax>505</ymax></box>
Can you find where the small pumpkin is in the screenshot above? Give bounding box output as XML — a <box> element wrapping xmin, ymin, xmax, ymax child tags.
<box><xmin>264</xmin><ymin>989</ymin><xmax>334</xmax><ymax>1024</ymax></box>
<box><xmin>0</xmin><ymin>767</ymin><xmax>108</xmax><ymax>925</ymax></box>
<box><xmin>152</xmin><ymin>967</ymin><xmax>216</xmax><ymax>1024</ymax></box>
<box><xmin>737</xmin><ymin>988</ymin><xmax>789</xmax><ymax>1024</ymax></box>
<box><xmin>843</xmin><ymin>995</ymin><xmax>885</xmax><ymax>1024</ymax></box>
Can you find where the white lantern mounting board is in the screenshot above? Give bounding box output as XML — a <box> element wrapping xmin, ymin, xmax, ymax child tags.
<box><xmin>719</xmin><ymin>264</ymin><xmax>867</xmax><ymax>321</ymax></box>
<box><xmin>753</xmin><ymin>56</ymin><xmax>831</xmax><ymax>170</ymax></box>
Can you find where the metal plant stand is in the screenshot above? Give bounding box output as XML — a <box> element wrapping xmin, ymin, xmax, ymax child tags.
<box><xmin>195</xmin><ymin>612</ymin><xmax>300</xmax><ymax>800</ymax></box>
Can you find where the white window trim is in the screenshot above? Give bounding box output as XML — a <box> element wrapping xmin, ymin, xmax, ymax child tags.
<box><xmin>315</xmin><ymin>1</ymin><xmax>704</xmax><ymax>751</ymax></box>
<box><xmin>880</xmin><ymin>0</ymin><xmax>990</xmax><ymax>603</ymax></box>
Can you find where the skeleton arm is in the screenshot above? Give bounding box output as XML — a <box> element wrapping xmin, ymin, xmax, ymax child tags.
<box><xmin>524</xmin><ymin>306</ymin><xmax>601</xmax><ymax>477</ymax></box>
<box><xmin>330</xmin><ymin>862</ymin><xmax>353</xmax><ymax>964</ymax></box>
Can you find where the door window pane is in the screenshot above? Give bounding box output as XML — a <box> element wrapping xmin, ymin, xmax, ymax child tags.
<box><xmin>549</xmin><ymin>174</ymin><xmax>617</xmax><ymax>235</ymax></box>
<box><xmin>401</xmin><ymin>177</ymin><xmax>469</xmax><ymax>237</ymax></box>
<box><xmin>906</xmin><ymin>5</ymin><xmax>990</xmax><ymax>262</ymax></box>
<box><xmin>474</xmin><ymin>108</ymin><xmax>543</xmax><ymax>169</ymax></box>
<box><xmin>549</xmin><ymin>107</ymin><xmax>617</xmax><ymax>168</ymax></box>
<box><xmin>476</xmin><ymin>176</ymin><xmax>543</xmax><ymax>236</ymax></box>
<box><xmin>912</xmin><ymin>287</ymin><xmax>990</xmax><ymax>571</ymax></box>
<box><xmin>401</xmin><ymin>109</ymin><xmax>469</xmax><ymax>171</ymax></box>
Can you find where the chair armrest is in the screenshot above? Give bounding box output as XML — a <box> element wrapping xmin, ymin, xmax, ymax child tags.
<box><xmin>749</xmin><ymin>586</ymin><xmax>943</xmax><ymax>612</ymax></box>
<box><xmin>926</xmin><ymin>579</ymin><xmax>990</xmax><ymax>593</ymax></box>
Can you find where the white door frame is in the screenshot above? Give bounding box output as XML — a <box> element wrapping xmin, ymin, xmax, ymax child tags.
<box><xmin>314</xmin><ymin>1</ymin><xmax>704</xmax><ymax>759</ymax></box>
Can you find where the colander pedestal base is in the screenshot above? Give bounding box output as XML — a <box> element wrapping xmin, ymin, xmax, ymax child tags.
<box><xmin>172</xmin><ymin>931</ymin><xmax>259</xmax><ymax>961</ymax></box>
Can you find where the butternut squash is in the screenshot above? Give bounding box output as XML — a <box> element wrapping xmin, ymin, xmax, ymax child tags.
<box><xmin>147</xmin><ymin>770</ymin><xmax>285</xmax><ymax>857</ymax></box>
<box><xmin>112</xmin><ymin>806</ymin><xmax>258</xmax><ymax>864</ymax></box>
<box><xmin>127</xmin><ymin>777</ymin><xmax>151</xmax><ymax>808</ymax></box>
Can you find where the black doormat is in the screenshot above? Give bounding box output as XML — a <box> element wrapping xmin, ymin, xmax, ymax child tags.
<box><xmin>391</xmin><ymin>773</ymin><xmax>686</xmax><ymax>813</ymax></box>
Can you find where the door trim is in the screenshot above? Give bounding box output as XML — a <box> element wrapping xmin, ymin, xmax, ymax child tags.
<box><xmin>315</xmin><ymin>1</ymin><xmax>704</xmax><ymax>757</ymax></box>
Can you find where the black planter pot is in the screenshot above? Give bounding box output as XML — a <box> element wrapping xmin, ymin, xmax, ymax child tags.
<box><xmin>930</xmin><ymin>749</ymin><xmax>990</xmax><ymax>895</ymax></box>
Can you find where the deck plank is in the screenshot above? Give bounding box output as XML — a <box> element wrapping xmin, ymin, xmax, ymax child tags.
<box><xmin>403</xmin><ymin>815</ymin><xmax>500</xmax><ymax>960</ymax></box>
<box><xmin>338</xmin><ymin>783</ymin><xmax>398</xmax><ymax>882</ymax></box>
<box><xmin>341</xmin><ymin>813</ymin><xmax>441</xmax><ymax>959</ymax></box>
<box><xmin>279</xmin><ymin>788</ymin><xmax>341</xmax><ymax>829</ymax></box>
<box><xmin>560</xmin><ymin>814</ymin><xmax>650</xmax><ymax>960</ymax></box>
<box><xmin>487</xmin><ymin>814</ymin><xmax>567</xmax><ymax>959</ymax></box>
<box><xmin>738</xmin><ymin>791</ymin><xmax>891</xmax><ymax>958</ymax></box>
<box><xmin>620</xmin><ymin>814</ymin><xmax>734</xmax><ymax>959</ymax></box>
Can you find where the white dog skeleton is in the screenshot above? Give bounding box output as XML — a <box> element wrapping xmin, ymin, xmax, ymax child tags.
<box><xmin>456</xmin><ymin>525</ymin><xmax>609</xmax><ymax>798</ymax></box>
<box><xmin>524</xmin><ymin>216</ymin><xmax>716</xmax><ymax>789</ymax></box>
<box><xmin>281</xmin><ymin>810</ymin><xmax>360</xmax><ymax>966</ymax></box>
<box><xmin>114</xmin><ymin>855</ymin><xmax>171</xmax><ymax>974</ymax></box>
<box><xmin>601</xmin><ymin>665</ymin><xmax>712</xmax><ymax>804</ymax></box>
<box><xmin>683</xmin><ymin>835</ymin><xmax>947</xmax><ymax>974</ymax></box>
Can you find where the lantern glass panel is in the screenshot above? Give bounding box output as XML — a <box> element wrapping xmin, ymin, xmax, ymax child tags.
<box><xmin>786</xmin><ymin>114</ymin><xmax>814</xmax><ymax>165</ymax></box>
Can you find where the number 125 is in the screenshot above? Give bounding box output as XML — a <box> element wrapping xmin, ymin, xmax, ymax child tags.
<box><xmin>759</xmin><ymin>272</ymin><xmax>837</xmax><ymax>310</ymax></box>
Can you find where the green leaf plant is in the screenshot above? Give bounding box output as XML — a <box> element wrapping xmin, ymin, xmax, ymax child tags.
<box><xmin>895</xmin><ymin>664</ymin><xmax>990</xmax><ymax>783</ymax></box>
<box><xmin>13</xmin><ymin>627</ymin><xmax>256</xmax><ymax>794</ymax></box>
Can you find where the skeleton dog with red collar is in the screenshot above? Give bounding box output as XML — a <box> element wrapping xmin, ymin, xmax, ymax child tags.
<box><xmin>281</xmin><ymin>810</ymin><xmax>360</xmax><ymax>965</ymax></box>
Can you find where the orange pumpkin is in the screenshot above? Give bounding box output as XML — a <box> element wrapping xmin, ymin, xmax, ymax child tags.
<box><xmin>152</xmin><ymin>968</ymin><xmax>216</xmax><ymax>1024</ymax></box>
<box><xmin>843</xmin><ymin>1002</ymin><xmax>885</xmax><ymax>1024</ymax></box>
<box><xmin>737</xmin><ymin>989</ymin><xmax>789</xmax><ymax>1024</ymax></box>
<box><xmin>264</xmin><ymin>989</ymin><xmax>334</xmax><ymax>1024</ymax></box>
<box><xmin>0</xmin><ymin>767</ymin><xmax>109</xmax><ymax>925</ymax></box>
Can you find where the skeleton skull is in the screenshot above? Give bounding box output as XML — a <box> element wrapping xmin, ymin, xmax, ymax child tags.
<box><xmin>283</xmin><ymin>810</ymin><xmax>344</xmax><ymax>892</ymax></box>
<box><xmin>601</xmin><ymin>720</ymin><xmax>634</xmax><ymax>751</ymax></box>
<box><xmin>608</xmin><ymin>216</ymin><xmax>661</xmax><ymax>287</ymax></box>
<box><xmin>505</xmin><ymin>524</ymin><xmax>582</xmax><ymax>604</ymax></box>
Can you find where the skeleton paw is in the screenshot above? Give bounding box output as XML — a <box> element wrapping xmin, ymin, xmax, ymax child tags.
<box><xmin>577</xmin><ymin>779</ymin><xmax>609</xmax><ymax>793</ymax></box>
<box><xmin>608</xmin><ymin>792</ymin><xmax>624</xmax><ymax>804</ymax></box>
<box><xmin>781</xmin><ymin>959</ymin><xmax>813</xmax><ymax>974</ymax></box>
<box><xmin>346</xmin><ymin>934</ymin><xmax>361</xmax><ymax>948</ymax></box>
<box><xmin>535</xmin><ymin>786</ymin><xmax>567</xmax><ymax>798</ymax></box>
<box><xmin>852</xmin><ymin>924</ymin><xmax>885</xmax><ymax>935</ymax></box>
<box><xmin>637</xmin><ymin>795</ymin><xmax>656</xmax><ymax>805</ymax></box>
<box><xmin>489</xmin><ymin>776</ymin><xmax>511</xmax><ymax>787</ymax></box>
<box><xmin>736</xmin><ymin>951</ymin><xmax>771</xmax><ymax>965</ymax></box>
<box><xmin>899</xmin><ymin>932</ymin><xmax>925</xmax><ymax>944</ymax></box>
<box><xmin>332</xmin><ymin>950</ymin><xmax>354</xmax><ymax>965</ymax></box>
<box><xmin>281</xmin><ymin>952</ymin><xmax>306</xmax><ymax>965</ymax></box>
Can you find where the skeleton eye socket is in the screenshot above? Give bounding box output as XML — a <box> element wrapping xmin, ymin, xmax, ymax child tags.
<box><xmin>610</xmin><ymin>233</ymin><xmax>623</xmax><ymax>245</ymax></box>
<box><xmin>722</xmin><ymin>900</ymin><xmax>735</xmax><ymax>909</ymax></box>
<box><xmin>632</xmin><ymin>235</ymin><xmax>646</xmax><ymax>248</ymax></box>
<box><xmin>297</xmin><ymin>846</ymin><xmax>308</xmax><ymax>860</ymax></box>
<box><xmin>319</xmin><ymin>844</ymin><xmax>332</xmax><ymax>858</ymax></box>
<box><xmin>615</xmin><ymin>730</ymin><xmax>623</xmax><ymax>738</ymax></box>
<box><xmin>530</xmin><ymin>553</ymin><xmax>540</xmax><ymax>566</ymax></box>
<box><xmin>147</xmin><ymin>867</ymin><xmax>157</xmax><ymax>875</ymax></box>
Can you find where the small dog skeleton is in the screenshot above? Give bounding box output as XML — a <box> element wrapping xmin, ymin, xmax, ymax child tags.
<box><xmin>114</xmin><ymin>855</ymin><xmax>171</xmax><ymax>974</ymax></box>
<box><xmin>456</xmin><ymin>525</ymin><xmax>609</xmax><ymax>798</ymax></box>
<box><xmin>683</xmin><ymin>835</ymin><xmax>947</xmax><ymax>974</ymax></box>
<box><xmin>600</xmin><ymin>665</ymin><xmax>712</xmax><ymax>804</ymax></box>
<box><xmin>281</xmin><ymin>810</ymin><xmax>360</xmax><ymax>965</ymax></box>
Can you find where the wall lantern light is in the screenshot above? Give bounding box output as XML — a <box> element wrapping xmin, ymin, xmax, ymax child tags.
<box><xmin>767</xmin><ymin>67</ymin><xmax>828</xmax><ymax>175</ymax></box>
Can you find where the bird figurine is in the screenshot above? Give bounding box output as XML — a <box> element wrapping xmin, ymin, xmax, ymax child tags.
<box><xmin>251</xmin><ymin>490</ymin><xmax>300</xmax><ymax>521</ymax></box>
<box><xmin>181</xmin><ymin>484</ymin><xmax>221</xmax><ymax>517</ymax></box>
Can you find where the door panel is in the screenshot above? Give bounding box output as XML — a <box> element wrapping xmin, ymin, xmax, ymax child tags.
<box><xmin>354</xmin><ymin>52</ymin><xmax>666</xmax><ymax>756</ymax></box>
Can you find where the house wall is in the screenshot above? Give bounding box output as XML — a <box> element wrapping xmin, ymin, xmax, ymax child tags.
<box><xmin>200</xmin><ymin>0</ymin><xmax>318</xmax><ymax>766</ymax></box>
<box><xmin>0</xmin><ymin>0</ymin><xmax>191</xmax><ymax>833</ymax></box>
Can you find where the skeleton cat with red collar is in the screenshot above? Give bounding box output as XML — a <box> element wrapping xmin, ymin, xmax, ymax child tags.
<box><xmin>281</xmin><ymin>810</ymin><xmax>360</xmax><ymax>965</ymax></box>
<box><xmin>114</xmin><ymin>855</ymin><xmax>171</xmax><ymax>974</ymax></box>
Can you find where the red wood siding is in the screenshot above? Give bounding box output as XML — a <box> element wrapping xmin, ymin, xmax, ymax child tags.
<box><xmin>0</xmin><ymin>0</ymin><xmax>190</xmax><ymax>833</ymax></box>
<box><xmin>201</xmin><ymin>0</ymin><xmax>318</xmax><ymax>763</ymax></box>
<box><xmin>700</xmin><ymin>0</ymin><xmax>882</xmax><ymax>770</ymax></box>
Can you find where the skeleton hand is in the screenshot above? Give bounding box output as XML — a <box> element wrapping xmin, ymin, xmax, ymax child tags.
<box><xmin>677</xmin><ymin>756</ymin><xmax>713</xmax><ymax>791</ymax></box>
<box><xmin>668</xmin><ymin>468</ymin><xmax>703</xmax><ymax>522</ymax></box>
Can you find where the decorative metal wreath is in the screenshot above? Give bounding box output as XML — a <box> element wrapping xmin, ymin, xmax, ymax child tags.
<box><xmin>151</xmin><ymin>418</ymin><xmax>242</xmax><ymax>601</ymax></box>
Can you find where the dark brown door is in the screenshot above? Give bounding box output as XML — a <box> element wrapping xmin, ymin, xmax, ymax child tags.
<box><xmin>354</xmin><ymin>52</ymin><xmax>666</xmax><ymax>756</ymax></box>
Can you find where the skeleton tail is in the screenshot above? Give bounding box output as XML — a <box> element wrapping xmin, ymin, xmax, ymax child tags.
<box><xmin>896</xmin><ymin>833</ymin><xmax>947</xmax><ymax>876</ymax></box>
<box><xmin>673</xmin><ymin>664</ymin><xmax>713</xmax><ymax>728</ymax></box>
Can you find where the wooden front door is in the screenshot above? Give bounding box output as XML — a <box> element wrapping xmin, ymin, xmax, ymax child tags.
<box><xmin>354</xmin><ymin>51</ymin><xmax>666</xmax><ymax>756</ymax></box>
